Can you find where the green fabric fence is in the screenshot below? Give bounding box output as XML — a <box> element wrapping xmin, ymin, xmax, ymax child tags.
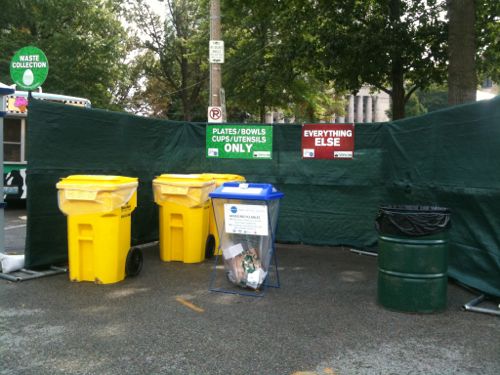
<box><xmin>25</xmin><ymin>97</ymin><xmax>500</xmax><ymax>297</ymax></box>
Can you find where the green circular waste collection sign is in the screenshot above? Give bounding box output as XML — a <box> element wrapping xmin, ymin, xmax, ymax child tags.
<box><xmin>10</xmin><ymin>46</ymin><xmax>49</xmax><ymax>90</ymax></box>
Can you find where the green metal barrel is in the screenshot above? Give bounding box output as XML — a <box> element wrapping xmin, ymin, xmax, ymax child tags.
<box><xmin>377</xmin><ymin>232</ymin><xmax>449</xmax><ymax>313</ymax></box>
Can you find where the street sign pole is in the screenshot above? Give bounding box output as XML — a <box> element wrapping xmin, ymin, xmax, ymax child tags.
<box><xmin>209</xmin><ymin>0</ymin><xmax>224</xmax><ymax>121</ymax></box>
<box><xmin>5</xmin><ymin>46</ymin><xmax>48</xmax><ymax>255</ymax></box>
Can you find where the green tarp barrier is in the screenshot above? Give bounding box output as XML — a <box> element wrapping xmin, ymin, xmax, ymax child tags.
<box><xmin>382</xmin><ymin>98</ymin><xmax>500</xmax><ymax>297</ymax></box>
<box><xmin>26</xmin><ymin>97</ymin><xmax>500</xmax><ymax>297</ymax></box>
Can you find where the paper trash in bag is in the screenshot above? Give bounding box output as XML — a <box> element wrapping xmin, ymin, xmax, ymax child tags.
<box><xmin>223</xmin><ymin>243</ymin><xmax>267</xmax><ymax>289</ymax></box>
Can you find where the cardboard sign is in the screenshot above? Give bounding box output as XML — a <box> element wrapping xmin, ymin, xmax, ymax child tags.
<box><xmin>302</xmin><ymin>123</ymin><xmax>355</xmax><ymax>159</ymax></box>
<box><xmin>206</xmin><ymin>124</ymin><xmax>273</xmax><ymax>159</ymax></box>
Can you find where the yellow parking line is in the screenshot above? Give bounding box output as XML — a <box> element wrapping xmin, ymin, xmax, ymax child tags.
<box><xmin>175</xmin><ymin>297</ymin><xmax>205</xmax><ymax>313</ymax></box>
<box><xmin>291</xmin><ymin>369</ymin><xmax>337</xmax><ymax>375</ymax></box>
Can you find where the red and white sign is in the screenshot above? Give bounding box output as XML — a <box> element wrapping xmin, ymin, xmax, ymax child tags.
<box><xmin>208</xmin><ymin>106</ymin><xmax>223</xmax><ymax>123</ymax></box>
<box><xmin>302</xmin><ymin>123</ymin><xmax>355</xmax><ymax>159</ymax></box>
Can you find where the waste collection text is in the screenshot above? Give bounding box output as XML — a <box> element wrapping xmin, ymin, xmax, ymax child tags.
<box><xmin>11</xmin><ymin>55</ymin><xmax>48</xmax><ymax>69</ymax></box>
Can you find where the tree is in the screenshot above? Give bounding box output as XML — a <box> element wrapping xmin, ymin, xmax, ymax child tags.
<box><xmin>0</xmin><ymin>0</ymin><xmax>131</xmax><ymax>110</ymax></box>
<box><xmin>222</xmin><ymin>0</ymin><xmax>342</xmax><ymax>123</ymax></box>
<box><xmin>416</xmin><ymin>84</ymin><xmax>448</xmax><ymax>112</ymax></box>
<box><xmin>222</xmin><ymin>0</ymin><xmax>292</xmax><ymax>122</ymax></box>
<box><xmin>446</xmin><ymin>0</ymin><xmax>500</xmax><ymax>106</ymax></box>
<box><xmin>312</xmin><ymin>0</ymin><xmax>448</xmax><ymax>120</ymax></box>
<box><xmin>447</xmin><ymin>0</ymin><xmax>476</xmax><ymax>105</ymax></box>
<box><xmin>127</xmin><ymin>0</ymin><xmax>208</xmax><ymax>121</ymax></box>
<box><xmin>476</xmin><ymin>0</ymin><xmax>500</xmax><ymax>84</ymax></box>
<box><xmin>282</xmin><ymin>81</ymin><xmax>347</xmax><ymax>123</ymax></box>
<box><xmin>386</xmin><ymin>91</ymin><xmax>428</xmax><ymax>118</ymax></box>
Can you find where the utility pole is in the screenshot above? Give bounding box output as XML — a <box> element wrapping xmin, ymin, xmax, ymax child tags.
<box><xmin>209</xmin><ymin>0</ymin><xmax>222</xmax><ymax>109</ymax></box>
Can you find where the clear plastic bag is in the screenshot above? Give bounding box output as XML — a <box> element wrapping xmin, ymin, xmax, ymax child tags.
<box><xmin>0</xmin><ymin>253</ymin><xmax>25</xmax><ymax>273</ymax></box>
<box><xmin>224</xmin><ymin>245</ymin><xmax>267</xmax><ymax>290</ymax></box>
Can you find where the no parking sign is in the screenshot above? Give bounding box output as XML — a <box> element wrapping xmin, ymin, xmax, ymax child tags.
<box><xmin>208</xmin><ymin>106</ymin><xmax>223</xmax><ymax>123</ymax></box>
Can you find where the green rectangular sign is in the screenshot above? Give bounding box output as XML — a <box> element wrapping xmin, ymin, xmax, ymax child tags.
<box><xmin>206</xmin><ymin>124</ymin><xmax>273</xmax><ymax>159</ymax></box>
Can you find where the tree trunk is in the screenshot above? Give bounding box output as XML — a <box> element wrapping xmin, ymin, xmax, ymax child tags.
<box><xmin>180</xmin><ymin>56</ymin><xmax>192</xmax><ymax>121</ymax></box>
<box><xmin>389</xmin><ymin>0</ymin><xmax>406</xmax><ymax>120</ymax></box>
<box><xmin>182</xmin><ymin>97</ymin><xmax>192</xmax><ymax>121</ymax></box>
<box><xmin>259</xmin><ymin>103</ymin><xmax>266</xmax><ymax>124</ymax></box>
<box><xmin>391</xmin><ymin>69</ymin><xmax>406</xmax><ymax>120</ymax></box>
<box><xmin>447</xmin><ymin>0</ymin><xmax>476</xmax><ymax>105</ymax></box>
<box><xmin>181</xmin><ymin>90</ymin><xmax>192</xmax><ymax>121</ymax></box>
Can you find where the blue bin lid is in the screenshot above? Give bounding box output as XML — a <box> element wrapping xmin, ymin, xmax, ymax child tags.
<box><xmin>209</xmin><ymin>182</ymin><xmax>284</xmax><ymax>201</ymax></box>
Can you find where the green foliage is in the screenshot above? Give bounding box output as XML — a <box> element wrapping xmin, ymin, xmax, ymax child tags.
<box><xmin>221</xmin><ymin>0</ymin><xmax>288</xmax><ymax>121</ymax></box>
<box><xmin>386</xmin><ymin>91</ymin><xmax>427</xmax><ymax>118</ymax></box>
<box><xmin>0</xmin><ymin>0</ymin><xmax>130</xmax><ymax>110</ymax></box>
<box><xmin>221</xmin><ymin>0</ymin><xmax>453</xmax><ymax>120</ymax></box>
<box><xmin>1</xmin><ymin>0</ymin><xmax>493</xmax><ymax>119</ymax></box>
<box><xmin>387</xmin><ymin>85</ymin><xmax>450</xmax><ymax>117</ymax></box>
<box><xmin>476</xmin><ymin>0</ymin><xmax>500</xmax><ymax>83</ymax></box>
<box><xmin>404</xmin><ymin>94</ymin><xmax>426</xmax><ymax>117</ymax></box>
<box><xmin>221</xmin><ymin>0</ymin><xmax>344</xmax><ymax>122</ymax></box>
<box><xmin>416</xmin><ymin>85</ymin><xmax>448</xmax><ymax>113</ymax></box>
<box><xmin>126</xmin><ymin>0</ymin><xmax>209</xmax><ymax>120</ymax></box>
<box><xmin>311</xmin><ymin>0</ymin><xmax>448</xmax><ymax>118</ymax></box>
<box><xmin>282</xmin><ymin>81</ymin><xmax>347</xmax><ymax>123</ymax></box>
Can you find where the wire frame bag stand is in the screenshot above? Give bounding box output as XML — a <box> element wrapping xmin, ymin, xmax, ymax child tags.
<box><xmin>209</xmin><ymin>182</ymin><xmax>284</xmax><ymax>297</ymax></box>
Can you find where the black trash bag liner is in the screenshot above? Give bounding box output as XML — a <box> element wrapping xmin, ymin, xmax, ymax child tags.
<box><xmin>375</xmin><ymin>205</ymin><xmax>451</xmax><ymax>237</ymax></box>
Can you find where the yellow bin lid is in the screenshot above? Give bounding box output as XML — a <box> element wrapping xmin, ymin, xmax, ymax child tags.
<box><xmin>201</xmin><ymin>173</ymin><xmax>245</xmax><ymax>186</ymax></box>
<box><xmin>153</xmin><ymin>174</ymin><xmax>215</xmax><ymax>187</ymax></box>
<box><xmin>56</xmin><ymin>175</ymin><xmax>138</xmax><ymax>191</ymax></box>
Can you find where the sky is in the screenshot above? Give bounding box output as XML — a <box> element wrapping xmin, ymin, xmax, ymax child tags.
<box><xmin>144</xmin><ymin>0</ymin><xmax>166</xmax><ymax>20</ymax></box>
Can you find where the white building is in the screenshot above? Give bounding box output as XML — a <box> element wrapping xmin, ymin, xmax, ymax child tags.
<box><xmin>264</xmin><ymin>85</ymin><xmax>392</xmax><ymax>124</ymax></box>
<box><xmin>343</xmin><ymin>86</ymin><xmax>391</xmax><ymax>123</ymax></box>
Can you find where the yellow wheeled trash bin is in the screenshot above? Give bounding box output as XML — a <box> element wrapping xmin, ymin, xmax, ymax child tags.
<box><xmin>56</xmin><ymin>175</ymin><xmax>141</xmax><ymax>284</ymax></box>
<box><xmin>201</xmin><ymin>173</ymin><xmax>246</xmax><ymax>258</ymax></box>
<box><xmin>153</xmin><ymin>174</ymin><xmax>216</xmax><ymax>263</ymax></box>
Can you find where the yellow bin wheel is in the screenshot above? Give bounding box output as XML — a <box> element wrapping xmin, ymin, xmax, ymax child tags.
<box><xmin>205</xmin><ymin>234</ymin><xmax>216</xmax><ymax>259</ymax></box>
<box><xmin>125</xmin><ymin>247</ymin><xmax>143</xmax><ymax>277</ymax></box>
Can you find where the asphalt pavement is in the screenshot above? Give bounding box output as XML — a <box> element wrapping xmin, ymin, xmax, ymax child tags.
<box><xmin>1</xmin><ymin>207</ymin><xmax>499</xmax><ymax>375</ymax></box>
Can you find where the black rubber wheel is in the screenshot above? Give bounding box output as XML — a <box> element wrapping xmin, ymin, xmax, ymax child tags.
<box><xmin>205</xmin><ymin>234</ymin><xmax>216</xmax><ymax>259</ymax></box>
<box><xmin>125</xmin><ymin>247</ymin><xmax>143</xmax><ymax>277</ymax></box>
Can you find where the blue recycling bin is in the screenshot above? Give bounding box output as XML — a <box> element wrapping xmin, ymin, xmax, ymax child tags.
<box><xmin>209</xmin><ymin>182</ymin><xmax>284</xmax><ymax>296</ymax></box>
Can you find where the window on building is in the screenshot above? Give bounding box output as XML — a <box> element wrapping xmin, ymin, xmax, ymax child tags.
<box><xmin>482</xmin><ymin>78</ymin><xmax>493</xmax><ymax>88</ymax></box>
<box><xmin>4</xmin><ymin>118</ymin><xmax>25</xmax><ymax>162</ymax></box>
